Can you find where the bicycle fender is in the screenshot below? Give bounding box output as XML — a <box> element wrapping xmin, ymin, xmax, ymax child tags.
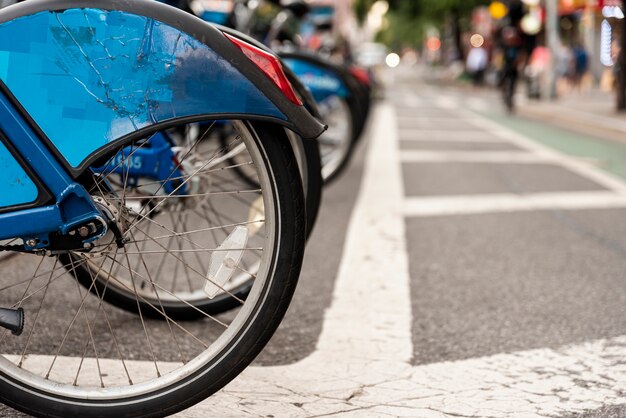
<box><xmin>0</xmin><ymin>0</ymin><xmax>326</xmax><ymax>175</ymax></box>
<box><xmin>214</xmin><ymin>25</ymin><xmax>322</xmax><ymax>120</ymax></box>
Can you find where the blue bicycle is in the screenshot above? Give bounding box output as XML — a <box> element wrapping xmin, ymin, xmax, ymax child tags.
<box><xmin>0</xmin><ymin>1</ymin><xmax>324</xmax><ymax>416</ymax></box>
<box><xmin>190</xmin><ymin>0</ymin><xmax>367</xmax><ymax>182</ymax></box>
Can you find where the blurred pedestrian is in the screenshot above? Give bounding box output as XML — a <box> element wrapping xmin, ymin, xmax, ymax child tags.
<box><xmin>572</xmin><ymin>42</ymin><xmax>588</xmax><ymax>92</ymax></box>
<box><xmin>466</xmin><ymin>43</ymin><xmax>488</xmax><ymax>87</ymax></box>
<box><xmin>556</xmin><ymin>41</ymin><xmax>573</xmax><ymax>93</ymax></box>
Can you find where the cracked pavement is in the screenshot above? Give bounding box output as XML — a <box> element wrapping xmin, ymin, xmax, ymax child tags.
<box><xmin>180</xmin><ymin>84</ymin><xmax>626</xmax><ymax>416</ymax></box>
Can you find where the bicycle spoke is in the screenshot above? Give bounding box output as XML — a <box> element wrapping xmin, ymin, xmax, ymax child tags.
<box><xmin>18</xmin><ymin>258</ymin><xmax>59</xmax><ymax>369</ymax></box>
<box><xmin>128</xmin><ymin>161</ymin><xmax>255</xmax><ymax>190</ymax></box>
<box><xmin>123</xmin><ymin>251</ymin><xmax>160</xmax><ymax>378</ymax></box>
<box><xmin>123</xmin><ymin>220</ymin><xmax>265</xmax><ymax>245</ymax></box>
<box><xmin>121</xmin><ymin>222</ymin><xmax>247</xmax><ymax>303</ymax></box>
<box><xmin>46</xmin><ymin>256</ymin><xmax>108</xmax><ymax>379</ymax></box>
<box><xmin>9</xmin><ymin>257</ymin><xmax>91</xmax><ymax>309</ymax></box>
<box><xmin>128</xmin><ymin>230</ymin><xmax>186</xmax><ymax>364</ymax></box>
<box><xmin>68</xmin><ymin>256</ymin><xmax>105</xmax><ymax>388</ymax></box>
<box><xmin>73</xmin><ymin>252</ymin><xmax>135</xmax><ymax>386</ymax></box>
<box><xmin>170</xmin><ymin>211</ymin><xmax>196</xmax><ymax>294</ymax></box>
<box><xmin>102</xmin><ymin>254</ymin><xmax>230</xmax><ymax>327</ymax></box>
<box><xmin>99</xmin><ymin>258</ymin><xmax>215</xmax><ymax>345</ymax></box>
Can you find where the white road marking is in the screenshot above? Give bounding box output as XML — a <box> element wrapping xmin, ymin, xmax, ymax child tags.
<box><xmin>396</xmin><ymin>115</ymin><xmax>468</xmax><ymax>122</ymax></box>
<box><xmin>400</xmin><ymin>150</ymin><xmax>551</xmax><ymax>164</ymax></box>
<box><xmin>187</xmin><ymin>102</ymin><xmax>415</xmax><ymax>415</ymax></box>
<box><xmin>404</xmin><ymin>191</ymin><xmax>626</xmax><ymax>217</ymax></box>
<box><xmin>15</xmin><ymin>334</ymin><xmax>626</xmax><ymax>417</ymax></box>
<box><xmin>402</xmin><ymin>94</ymin><xmax>422</xmax><ymax>107</ymax></box>
<box><xmin>460</xmin><ymin>110</ymin><xmax>626</xmax><ymax>194</ymax></box>
<box><xmin>466</xmin><ymin>97</ymin><xmax>489</xmax><ymax>111</ymax></box>
<box><xmin>398</xmin><ymin>130</ymin><xmax>506</xmax><ymax>142</ymax></box>
<box><xmin>435</xmin><ymin>96</ymin><xmax>459</xmax><ymax>109</ymax></box>
<box><xmin>188</xmin><ymin>102</ymin><xmax>626</xmax><ymax>416</ymax></box>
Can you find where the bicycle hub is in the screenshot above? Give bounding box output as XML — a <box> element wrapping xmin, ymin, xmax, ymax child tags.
<box><xmin>0</xmin><ymin>307</ymin><xmax>24</xmax><ymax>336</ymax></box>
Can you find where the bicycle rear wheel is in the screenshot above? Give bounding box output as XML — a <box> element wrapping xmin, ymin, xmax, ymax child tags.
<box><xmin>318</xmin><ymin>95</ymin><xmax>357</xmax><ymax>183</ymax></box>
<box><xmin>220</xmin><ymin>127</ymin><xmax>323</xmax><ymax>240</ymax></box>
<box><xmin>0</xmin><ymin>120</ymin><xmax>305</xmax><ymax>417</ymax></box>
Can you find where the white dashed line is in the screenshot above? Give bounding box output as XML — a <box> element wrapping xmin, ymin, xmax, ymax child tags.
<box><xmin>403</xmin><ymin>191</ymin><xmax>626</xmax><ymax>217</ymax></box>
<box><xmin>398</xmin><ymin>130</ymin><xmax>506</xmax><ymax>142</ymax></box>
<box><xmin>400</xmin><ymin>150</ymin><xmax>551</xmax><ymax>164</ymax></box>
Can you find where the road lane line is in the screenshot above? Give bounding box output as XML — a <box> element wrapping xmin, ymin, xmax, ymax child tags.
<box><xmin>305</xmin><ymin>103</ymin><xmax>412</xmax><ymax>362</ymax></box>
<box><xmin>460</xmin><ymin>110</ymin><xmax>626</xmax><ymax>194</ymax></box>
<box><xmin>13</xmin><ymin>335</ymin><xmax>626</xmax><ymax>417</ymax></box>
<box><xmin>400</xmin><ymin>150</ymin><xmax>551</xmax><ymax>164</ymax></box>
<box><xmin>398</xmin><ymin>130</ymin><xmax>506</xmax><ymax>142</ymax></box>
<box><xmin>396</xmin><ymin>116</ymin><xmax>469</xmax><ymax>122</ymax></box>
<box><xmin>403</xmin><ymin>191</ymin><xmax>626</xmax><ymax>217</ymax></box>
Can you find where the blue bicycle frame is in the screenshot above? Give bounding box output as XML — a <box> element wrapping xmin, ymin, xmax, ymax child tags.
<box><xmin>0</xmin><ymin>0</ymin><xmax>324</xmax><ymax>251</ymax></box>
<box><xmin>92</xmin><ymin>131</ymin><xmax>187</xmax><ymax>196</ymax></box>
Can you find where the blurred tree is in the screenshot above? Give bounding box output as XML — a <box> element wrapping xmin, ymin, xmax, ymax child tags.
<box><xmin>354</xmin><ymin>0</ymin><xmax>374</xmax><ymax>25</ymax></box>
<box><xmin>366</xmin><ymin>0</ymin><xmax>488</xmax><ymax>58</ymax></box>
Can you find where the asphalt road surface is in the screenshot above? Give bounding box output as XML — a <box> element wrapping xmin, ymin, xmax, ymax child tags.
<box><xmin>2</xmin><ymin>71</ymin><xmax>626</xmax><ymax>417</ymax></box>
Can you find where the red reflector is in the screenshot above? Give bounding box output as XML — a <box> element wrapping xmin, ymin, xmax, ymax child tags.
<box><xmin>225</xmin><ymin>34</ymin><xmax>303</xmax><ymax>106</ymax></box>
<box><xmin>349</xmin><ymin>66</ymin><xmax>371</xmax><ymax>87</ymax></box>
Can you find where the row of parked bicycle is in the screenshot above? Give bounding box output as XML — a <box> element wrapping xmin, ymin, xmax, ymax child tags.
<box><xmin>0</xmin><ymin>0</ymin><xmax>373</xmax><ymax>416</ymax></box>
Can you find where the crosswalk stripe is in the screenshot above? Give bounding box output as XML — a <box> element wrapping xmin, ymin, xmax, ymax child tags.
<box><xmin>398</xmin><ymin>130</ymin><xmax>506</xmax><ymax>142</ymax></box>
<box><xmin>403</xmin><ymin>191</ymin><xmax>626</xmax><ymax>217</ymax></box>
<box><xmin>400</xmin><ymin>150</ymin><xmax>551</xmax><ymax>164</ymax></box>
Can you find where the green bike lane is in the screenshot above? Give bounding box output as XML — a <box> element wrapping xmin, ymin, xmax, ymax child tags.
<box><xmin>477</xmin><ymin>109</ymin><xmax>626</xmax><ymax>182</ymax></box>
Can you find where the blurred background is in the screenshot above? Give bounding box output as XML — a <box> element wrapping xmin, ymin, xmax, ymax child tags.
<box><xmin>286</xmin><ymin>0</ymin><xmax>626</xmax><ymax>116</ymax></box>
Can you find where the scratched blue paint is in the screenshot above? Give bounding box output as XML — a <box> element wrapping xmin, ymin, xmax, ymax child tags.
<box><xmin>0</xmin><ymin>9</ymin><xmax>285</xmax><ymax>168</ymax></box>
<box><xmin>281</xmin><ymin>58</ymin><xmax>348</xmax><ymax>103</ymax></box>
<box><xmin>0</xmin><ymin>140</ymin><xmax>38</xmax><ymax>207</ymax></box>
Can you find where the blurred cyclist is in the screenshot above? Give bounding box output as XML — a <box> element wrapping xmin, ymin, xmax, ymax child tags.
<box><xmin>496</xmin><ymin>0</ymin><xmax>526</xmax><ymax>112</ymax></box>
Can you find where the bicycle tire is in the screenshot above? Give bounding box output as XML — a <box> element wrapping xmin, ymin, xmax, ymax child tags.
<box><xmin>319</xmin><ymin>94</ymin><xmax>358</xmax><ymax>184</ymax></box>
<box><xmin>0</xmin><ymin>120</ymin><xmax>306</xmax><ymax>417</ymax></box>
<box><xmin>66</xmin><ymin>125</ymin><xmax>320</xmax><ymax>320</ymax></box>
<box><xmin>221</xmin><ymin>129</ymin><xmax>323</xmax><ymax>240</ymax></box>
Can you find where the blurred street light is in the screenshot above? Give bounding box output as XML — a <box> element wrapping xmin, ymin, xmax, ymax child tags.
<box><xmin>426</xmin><ymin>36</ymin><xmax>442</xmax><ymax>51</ymax></box>
<box><xmin>470</xmin><ymin>34</ymin><xmax>485</xmax><ymax>48</ymax></box>
<box><xmin>521</xmin><ymin>7</ymin><xmax>542</xmax><ymax>35</ymax></box>
<box><xmin>489</xmin><ymin>1</ymin><xmax>509</xmax><ymax>20</ymax></box>
<box><xmin>385</xmin><ymin>52</ymin><xmax>400</xmax><ymax>68</ymax></box>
